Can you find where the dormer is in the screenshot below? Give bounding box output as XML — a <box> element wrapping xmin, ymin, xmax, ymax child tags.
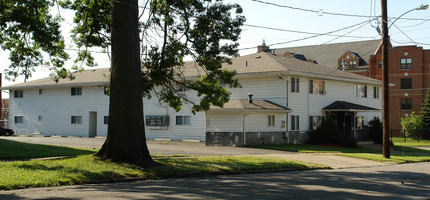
<box><xmin>338</xmin><ymin>50</ymin><xmax>361</xmax><ymax>70</ymax></box>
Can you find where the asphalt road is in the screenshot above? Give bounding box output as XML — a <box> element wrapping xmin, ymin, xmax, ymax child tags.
<box><xmin>1</xmin><ymin>162</ymin><xmax>429</xmax><ymax>200</ymax></box>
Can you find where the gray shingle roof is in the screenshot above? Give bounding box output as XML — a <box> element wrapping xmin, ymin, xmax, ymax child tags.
<box><xmin>1</xmin><ymin>45</ymin><xmax>382</xmax><ymax>90</ymax></box>
<box><xmin>273</xmin><ymin>40</ymin><xmax>381</xmax><ymax>68</ymax></box>
<box><xmin>209</xmin><ymin>99</ymin><xmax>291</xmax><ymax>112</ymax></box>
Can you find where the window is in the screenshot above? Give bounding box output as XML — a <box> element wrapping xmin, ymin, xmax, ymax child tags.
<box><xmin>355</xmin><ymin>116</ymin><xmax>364</xmax><ymax>130</ymax></box>
<box><xmin>38</xmin><ymin>89</ymin><xmax>43</xmax><ymax>95</ymax></box>
<box><xmin>71</xmin><ymin>116</ymin><xmax>82</xmax><ymax>124</ymax></box>
<box><xmin>378</xmin><ymin>60</ymin><xmax>382</xmax><ymax>69</ymax></box>
<box><xmin>268</xmin><ymin>115</ymin><xmax>275</xmax><ymax>127</ymax></box>
<box><xmin>291</xmin><ymin>77</ymin><xmax>299</xmax><ymax>93</ymax></box>
<box><xmin>355</xmin><ymin>85</ymin><xmax>367</xmax><ymax>98</ymax></box>
<box><xmin>401</xmin><ymin>99</ymin><xmax>412</xmax><ymax>110</ymax></box>
<box><xmin>38</xmin><ymin>116</ymin><xmax>42</xmax><ymax>122</ymax></box>
<box><xmin>309</xmin><ymin>116</ymin><xmax>323</xmax><ymax>130</ymax></box>
<box><xmin>401</xmin><ymin>78</ymin><xmax>412</xmax><ymax>90</ymax></box>
<box><xmin>71</xmin><ymin>87</ymin><xmax>82</xmax><ymax>96</ymax></box>
<box><xmin>400</xmin><ymin>58</ymin><xmax>412</xmax><ymax>69</ymax></box>
<box><xmin>14</xmin><ymin>116</ymin><xmax>24</xmax><ymax>124</ymax></box>
<box><xmin>349</xmin><ymin>60</ymin><xmax>357</xmax><ymax>68</ymax></box>
<box><xmin>373</xmin><ymin>87</ymin><xmax>380</xmax><ymax>99</ymax></box>
<box><xmin>291</xmin><ymin>115</ymin><xmax>299</xmax><ymax>130</ymax></box>
<box><xmin>309</xmin><ymin>80</ymin><xmax>325</xmax><ymax>94</ymax></box>
<box><xmin>14</xmin><ymin>91</ymin><xmax>23</xmax><ymax>98</ymax></box>
<box><xmin>104</xmin><ymin>116</ymin><xmax>109</xmax><ymax>124</ymax></box>
<box><xmin>146</xmin><ymin>116</ymin><xmax>169</xmax><ymax>127</ymax></box>
<box><xmin>176</xmin><ymin>116</ymin><xmax>191</xmax><ymax>125</ymax></box>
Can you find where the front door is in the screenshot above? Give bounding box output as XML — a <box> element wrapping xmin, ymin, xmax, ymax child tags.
<box><xmin>89</xmin><ymin>111</ymin><xmax>97</xmax><ymax>137</ymax></box>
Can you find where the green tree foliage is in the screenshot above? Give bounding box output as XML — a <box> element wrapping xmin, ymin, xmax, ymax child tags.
<box><xmin>401</xmin><ymin>112</ymin><xmax>424</xmax><ymax>139</ymax></box>
<box><xmin>420</xmin><ymin>89</ymin><xmax>430</xmax><ymax>135</ymax></box>
<box><xmin>0</xmin><ymin>0</ymin><xmax>69</xmax><ymax>81</ymax></box>
<box><xmin>368</xmin><ymin>118</ymin><xmax>383</xmax><ymax>144</ymax></box>
<box><xmin>0</xmin><ymin>0</ymin><xmax>245</xmax><ymax>166</ymax></box>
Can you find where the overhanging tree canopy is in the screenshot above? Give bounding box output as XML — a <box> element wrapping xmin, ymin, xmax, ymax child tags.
<box><xmin>0</xmin><ymin>0</ymin><xmax>245</xmax><ymax>166</ymax></box>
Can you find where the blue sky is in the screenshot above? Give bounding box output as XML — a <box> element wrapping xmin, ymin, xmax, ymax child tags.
<box><xmin>1</xmin><ymin>0</ymin><xmax>429</xmax><ymax>96</ymax></box>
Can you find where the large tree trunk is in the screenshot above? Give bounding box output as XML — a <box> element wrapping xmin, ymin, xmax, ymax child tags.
<box><xmin>96</xmin><ymin>0</ymin><xmax>155</xmax><ymax>167</ymax></box>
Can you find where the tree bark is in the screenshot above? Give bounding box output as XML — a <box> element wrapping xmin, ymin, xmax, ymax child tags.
<box><xmin>96</xmin><ymin>0</ymin><xmax>155</xmax><ymax>166</ymax></box>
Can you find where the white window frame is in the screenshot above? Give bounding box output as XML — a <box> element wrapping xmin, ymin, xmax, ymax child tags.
<box><xmin>291</xmin><ymin>77</ymin><xmax>299</xmax><ymax>93</ymax></box>
<box><xmin>71</xmin><ymin>116</ymin><xmax>83</xmax><ymax>124</ymax></box>
<box><xmin>309</xmin><ymin>116</ymin><xmax>323</xmax><ymax>130</ymax></box>
<box><xmin>373</xmin><ymin>86</ymin><xmax>380</xmax><ymax>99</ymax></box>
<box><xmin>291</xmin><ymin>115</ymin><xmax>299</xmax><ymax>131</ymax></box>
<box><xmin>71</xmin><ymin>87</ymin><xmax>82</xmax><ymax>96</ymax></box>
<box><xmin>14</xmin><ymin>116</ymin><xmax>24</xmax><ymax>124</ymax></box>
<box><xmin>355</xmin><ymin>85</ymin><xmax>367</xmax><ymax>98</ymax></box>
<box><xmin>176</xmin><ymin>115</ymin><xmax>191</xmax><ymax>125</ymax></box>
<box><xmin>309</xmin><ymin>80</ymin><xmax>325</xmax><ymax>95</ymax></box>
<box><xmin>268</xmin><ymin>115</ymin><xmax>275</xmax><ymax>127</ymax></box>
<box><xmin>14</xmin><ymin>90</ymin><xmax>23</xmax><ymax>98</ymax></box>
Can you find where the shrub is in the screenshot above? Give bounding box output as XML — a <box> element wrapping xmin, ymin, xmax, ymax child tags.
<box><xmin>308</xmin><ymin>117</ymin><xmax>358</xmax><ymax>148</ymax></box>
<box><xmin>308</xmin><ymin>117</ymin><xmax>342</xmax><ymax>145</ymax></box>
<box><xmin>368</xmin><ymin>118</ymin><xmax>383</xmax><ymax>144</ymax></box>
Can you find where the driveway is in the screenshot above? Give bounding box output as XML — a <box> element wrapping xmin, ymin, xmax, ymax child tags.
<box><xmin>1</xmin><ymin>162</ymin><xmax>429</xmax><ymax>200</ymax></box>
<box><xmin>2</xmin><ymin>136</ymin><xmax>390</xmax><ymax>169</ymax></box>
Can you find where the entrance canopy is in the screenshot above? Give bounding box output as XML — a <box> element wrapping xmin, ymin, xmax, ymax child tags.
<box><xmin>322</xmin><ymin>101</ymin><xmax>380</xmax><ymax>112</ymax></box>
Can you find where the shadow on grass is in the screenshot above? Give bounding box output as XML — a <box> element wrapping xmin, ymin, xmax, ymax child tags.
<box><xmin>148</xmin><ymin>157</ymin><xmax>322</xmax><ymax>179</ymax></box>
<box><xmin>0</xmin><ymin>139</ymin><xmax>95</xmax><ymax>160</ymax></box>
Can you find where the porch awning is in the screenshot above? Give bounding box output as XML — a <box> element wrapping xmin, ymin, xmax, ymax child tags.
<box><xmin>322</xmin><ymin>101</ymin><xmax>380</xmax><ymax>112</ymax></box>
<box><xmin>209</xmin><ymin>99</ymin><xmax>291</xmax><ymax>113</ymax></box>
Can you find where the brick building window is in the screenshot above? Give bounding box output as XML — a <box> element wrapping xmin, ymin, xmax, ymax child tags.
<box><xmin>401</xmin><ymin>99</ymin><xmax>412</xmax><ymax>110</ymax></box>
<box><xmin>401</xmin><ymin>78</ymin><xmax>412</xmax><ymax>89</ymax></box>
<box><xmin>400</xmin><ymin>58</ymin><xmax>412</xmax><ymax>69</ymax></box>
<box><xmin>349</xmin><ymin>60</ymin><xmax>357</xmax><ymax>68</ymax></box>
<box><xmin>378</xmin><ymin>60</ymin><xmax>382</xmax><ymax>68</ymax></box>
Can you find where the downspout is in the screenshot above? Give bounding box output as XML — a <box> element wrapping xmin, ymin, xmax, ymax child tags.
<box><xmin>279</xmin><ymin>73</ymin><xmax>289</xmax><ymax>141</ymax></box>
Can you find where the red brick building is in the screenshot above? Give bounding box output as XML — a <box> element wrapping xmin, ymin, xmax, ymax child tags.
<box><xmin>367</xmin><ymin>45</ymin><xmax>430</xmax><ymax>135</ymax></box>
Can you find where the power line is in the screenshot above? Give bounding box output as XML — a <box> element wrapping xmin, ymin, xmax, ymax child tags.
<box><xmin>243</xmin><ymin>24</ymin><xmax>374</xmax><ymax>39</ymax></box>
<box><xmin>250</xmin><ymin>0</ymin><xmax>429</xmax><ymax>21</ymax></box>
<box><xmin>239</xmin><ymin>19</ymin><xmax>375</xmax><ymax>50</ymax></box>
<box><xmin>250</xmin><ymin>0</ymin><xmax>371</xmax><ymax>18</ymax></box>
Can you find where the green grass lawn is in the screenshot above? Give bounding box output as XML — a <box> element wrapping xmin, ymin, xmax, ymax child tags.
<box><xmin>0</xmin><ymin>139</ymin><xmax>326</xmax><ymax>190</ymax></box>
<box><xmin>391</xmin><ymin>137</ymin><xmax>430</xmax><ymax>147</ymax></box>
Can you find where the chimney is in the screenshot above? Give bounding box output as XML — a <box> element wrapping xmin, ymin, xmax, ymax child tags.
<box><xmin>257</xmin><ymin>39</ymin><xmax>269</xmax><ymax>53</ymax></box>
<box><xmin>248</xmin><ymin>93</ymin><xmax>253</xmax><ymax>103</ymax></box>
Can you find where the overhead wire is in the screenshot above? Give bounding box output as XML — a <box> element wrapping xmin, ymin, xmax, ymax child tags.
<box><xmin>239</xmin><ymin>18</ymin><xmax>376</xmax><ymax>50</ymax></box>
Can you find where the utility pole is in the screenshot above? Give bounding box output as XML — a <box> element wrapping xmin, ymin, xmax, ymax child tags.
<box><xmin>381</xmin><ymin>0</ymin><xmax>390</xmax><ymax>158</ymax></box>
